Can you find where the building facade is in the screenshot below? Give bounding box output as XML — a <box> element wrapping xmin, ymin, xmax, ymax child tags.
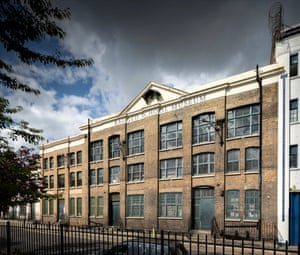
<box><xmin>276</xmin><ymin>24</ymin><xmax>300</xmax><ymax>245</ymax></box>
<box><xmin>40</xmin><ymin>64</ymin><xmax>283</xmax><ymax>238</ymax></box>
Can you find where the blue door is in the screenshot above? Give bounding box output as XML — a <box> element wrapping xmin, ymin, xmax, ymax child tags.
<box><xmin>109</xmin><ymin>193</ymin><xmax>120</xmax><ymax>226</ymax></box>
<box><xmin>192</xmin><ymin>187</ymin><xmax>214</xmax><ymax>230</ymax></box>
<box><xmin>290</xmin><ymin>192</ymin><xmax>300</xmax><ymax>245</ymax></box>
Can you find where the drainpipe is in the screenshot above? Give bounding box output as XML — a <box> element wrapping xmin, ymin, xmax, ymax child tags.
<box><xmin>87</xmin><ymin>119</ymin><xmax>91</xmax><ymax>226</ymax></box>
<box><xmin>256</xmin><ymin>65</ymin><xmax>263</xmax><ymax>241</ymax></box>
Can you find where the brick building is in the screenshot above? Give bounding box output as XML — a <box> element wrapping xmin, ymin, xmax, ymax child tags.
<box><xmin>40</xmin><ymin>64</ymin><xmax>283</xmax><ymax>238</ymax></box>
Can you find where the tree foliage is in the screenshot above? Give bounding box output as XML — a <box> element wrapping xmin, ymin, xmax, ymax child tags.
<box><xmin>0</xmin><ymin>146</ymin><xmax>44</xmax><ymax>212</ymax></box>
<box><xmin>0</xmin><ymin>0</ymin><xmax>93</xmax><ymax>147</ymax></box>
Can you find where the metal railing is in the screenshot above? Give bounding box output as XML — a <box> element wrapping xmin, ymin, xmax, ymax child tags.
<box><xmin>0</xmin><ymin>220</ymin><xmax>299</xmax><ymax>255</ymax></box>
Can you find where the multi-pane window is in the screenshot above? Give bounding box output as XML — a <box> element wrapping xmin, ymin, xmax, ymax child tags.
<box><xmin>160</xmin><ymin>158</ymin><xmax>182</xmax><ymax>179</ymax></box>
<box><xmin>70</xmin><ymin>172</ymin><xmax>76</xmax><ymax>187</ymax></box>
<box><xmin>69</xmin><ymin>198</ymin><xmax>75</xmax><ymax>216</ymax></box>
<box><xmin>127</xmin><ymin>195</ymin><xmax>144</xmax><ymax>217</ymax></box>
<box><xmin>245</xmin><ymin>189</ymin><xmax>260</xmax><ymax>220</ymax></box>
<box><xmin>290</xmin><ymin>54</ymin><xmax>298</xmax><ymax>77</ymax></box>
<box><xmin>97</xmin><ymin>196</ymin><xmax>103</xmax><ymax>216</ymax></box>
<box><xmin>227</xmin><ymin>105</ymin><xmax>260</xmax><ymax>138</ymax></box>
<box><xmin>128</xmin><ymin>130</ymin><xmax>144</xmax><ymax>155</ymax></box>
<box><xmin>43</xmin><ymin>158</ymin><xmax>48</xmax><ymax>170</ymax></box>
<box><xmin>160</xmin><ymin>192</ymin><xmax>182</xmax><ymax>218</ymax></box>
<box><xmin>43</xmin><ymin>176</ymin><xmax>48</xmax><ymax>189</ymax></box>
<box><xmin>77</xmin><ymin>171</ymin><xmax>82</xmax><ymax>186</ymax></box>
<box><xmin>245</xmin><ymin>147</ymin><xmax>260</xmax><ymax>171</ymax></box>
<box><xmin>226</xmin><ymin>190</ymin><xmax>240</xmax><ymax>219</ymax></box>
<box><xmin>90</xmin><ymin>197</ymin><xmax>96</xmax><ymax>216</ymax></box>
<box><xmin>69</xmin><ymin>152</ymin><xmax>75</xmax><ymax>166</ymax></box>
<box><xmin>57</xmin><ymin>155</ymin><xmax>65</xmax><ymax>168</ymax></box>
<box><xmin>109</xmin><ymin>135</ymin><xmax>120</xmax><ymax>158</ymax></box>
<box><xmin>50</xmin><ymin>157</ymin><xmax>54</xmax><ymax>169</ymax></box>
<box><xmin>49</xmin><ymin>175</ymin><xmax>54</xmax><ymax>189</ymax></box>
<box><xmin>290</xmin><ymin>145</ymin><xmax>298</xmax><ymax>168</ymax></box>
<box><xmin>58</xmin><ymin>174</ymin><xmax>65</xmax><ymax>188</ymax></box>
<box><xmin>110</xmin><ymin>166</ymin><xmax>120</xmax><ymax>184</ymax></box>
<box><xmin>160</xmin><ymin>121</ymin><xmax>182</xmax><ymax>150</ymax></box>
<box><xmin>290</xmin><ymin>99</ymin><xmax>298</xmax><ymax>123</ymax></box>
<box><xmin>49</xmin><ymin>199</ymin><xmax>54</xmax><ymax>215</ymax></box>
<box><xmin>90</xmin><ymin>140</ymin><xmax>103</xmax><ymax>162</ymax></box>
<box><xmin>128</xmin><ymin>163</ymin><xmax>144</xmax><ymax>182</ymax></box>
<box><xmin>77</xmin><ymin>151</ymin><xmax>82</xmax><ymax>164</ymax></box>
<box><xmin>192</xmin><ymin>113</ymin><xmax>215</xmax><ymax>144</ymax></box>
<box><xmin>77</xmin><ymin>198</ymin><xmax>82</xmax><ymax>216</ymax></box>
<box><xmin>89</xmin><ymin>169</ymin><xmax>96</xmax><ymax>185</ymax></box>
<box><xmin>97</xmin><ymin>168</ymin><xmax>103</xmax><ymax>185</ymax></box>
<box><xmin>192</xmin><ymin>153</ymin><xmax>215</xmax><ymax>175</ymax></box>
<box><xmin>43</xmin><ymin>199</ymin><xmax>48</xmax><ymax>215</ymax></box>
<box><xmin>227</xmin><ymin>149</ymin><xmax>240</xmax><ymax>173</ymax></box>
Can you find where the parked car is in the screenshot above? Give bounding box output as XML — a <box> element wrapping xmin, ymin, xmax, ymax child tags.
<box><xmin>102</xmin><ymin>239</ymin><xmax>187</xmax><ymax>255</ymax></box>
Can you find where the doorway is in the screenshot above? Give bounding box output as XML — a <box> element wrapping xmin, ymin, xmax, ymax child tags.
<box><xmin>109</xmin><ymin>193</ymin><xmax>120</xmax><ymax>226</ymax></box>
<box><xmin>290</xmin><ymin>192</ymin><xmax>300</xmax><ymax>245</ymax></box>
<box><xmin>58</xmin><ymin>199</ymin><xmax>65</xmax><ymax>222</ymax></box>
<box><xmin>192</xmin><ymin>187</ymin><xmax>214</xmax><ymax>230</ymax></box>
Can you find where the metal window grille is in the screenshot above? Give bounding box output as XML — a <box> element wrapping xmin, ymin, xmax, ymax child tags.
<box><xmin>245</xmin><ymin>189</ymin><xmax>260</xmax><ymax>220</ymax></box>
<box><xmin>226</xmin><ymin>190</ymin><xmax>240</xmax><ymax>219</ymax></box>
<box><xmin>160</xmin><ymin>192</ymin><xmax>182</xmax><ymax>217</ymax></box>
<box><xmin>127</xmin><ymin>195</ymin><xmax>144</xmax><ymax>217</ymax></box>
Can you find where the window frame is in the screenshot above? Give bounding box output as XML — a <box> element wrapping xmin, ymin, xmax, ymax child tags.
<box><xmin>160</xmin><ymin>121</ymin><xmax>182</xmax><ymax>150</ymax></box>
<box><xmin>192</xmin><ymin>113</ymin><xmax>216</xmax><ymax>144</ymax></box>
<box><xmin>49</xmin><ymin>157</ymin><xmax>54</xmax><ymax>169</ymax></box>
<box><xmin>57</xmin><ymin>155</ymin><xmax>65</xmax><ymax>168</ymax></box>
<box><xmin>43</xmin><ymin>158</ymin><xmax>48</xmax><ymax>170</ymax></box>
<box><xmin>109</xmin><ymin>166</ymin><xmax>120</xmax><ymax>184</ymax></box>
<box><xmin>97</xmin><ymin>196</ymin><xmax>104</xmax><ymax>217</ymax></box>
<box><xmin>97</xmin><ymin>168</ymin><xmax>104</xmax><ymax>185</ymax></box>
<box><xmin>58</xmin><ymin>174</ymin><xmax>65</xmax><ymax>188</ymax></box>
<box><xmin>245</xmin><ymin>189</ymin><xmax>260</xmax><ymax>220</ymax></box>
<box><xmin>69</xmin><ymin>152</ymin><xmax>75</xmax><ymax>166</ymax></box>
<box><xmin>77</xmin><ymin>171</ymin><xmax>82</xmax><ymax>187</ymax></box>
<box><xmin>128</xmin><ymin>130</ymin><xmax>144</xmax><ymax>155</ymax></box>
<box><xmin>76</xmin><ymin>151</ymin><xmax>82</xmax><ymax>165</ymax></box>
<box><xmin>227</xmin><ymin>104</ymin><xmax>260</xmax><ymax>138</ymax></box>
<box><xmin>290</xmin><ymin>53</ymin><xmax>298</xmax><ymax>77</ymax></box>
<box><xmin>127</xmin><ymin>194</ymin><xmax>144</xmax><ymax>217</ymax></box>
<box><xmin>290</xmin><ymin>145</ymin><xmax>298</xmax><ymax>168</ymax></box>
<box><xmin>89</xmin><ymin>169</ymin><xmax>96</xmax><ymax>185</ymax></box>
<box><xmin>70</xmin><ymin>172</ymin><xmax>76</xmax><ymax>187</ymax></box>
<box><xmin>192</xmin><ymin>152</ymin><xmax>215</xmax><ymax>176</ymax></box>
<box><xmin>128</xmin><ymin>163</ymin><xmax>144</xmax><ymax>182</ymax></box>
<box><xmin>160</xmin><ymin>158</ymin><xmax>182</xmax><ymax>179</ymax></box>
<box><xmin>76</xmin><ymin>197</ymin><xmax>82</xmax><ymax>216</ymax></box>
<box><xmin>290</xmin><ymin>99</ymin><xmax>298</xmax><ymax>123</ymax></box>
<box><xmin>245</xmin><ymin>147</ymin><xmax>260</xmax><ymax>172</ymax></box>
<box><xmin>160</xmin><ymin>192</ymin><xmax>182</xmax><ymax>218</ymax></box>
<box><xmin>109</xmin><ymin>135</ymin><xmax>120</xmax><ymax>159</ymax></box>
<box><xmin>49</xmin><ymin>175</ymin><xmax>54</xmax><ymax>189</ymax></box>
<box><xmin>90</xmin><ymin>140</ymin><xmax>103</xmax><ymax>162</ymax></box>
<box><xmin>226</xmin><ymin>190</ymin><xmax>240</xmax><ymax>220</ymax></box>
<box><xmin>69</xmin><ymin>198</ymin><xmax>75</xmax><ymax>216</ymax></box>
<box><xmin>227</xmin><ymin>149</ymin><xmax>240</xmax><ymax>173</ymax></box>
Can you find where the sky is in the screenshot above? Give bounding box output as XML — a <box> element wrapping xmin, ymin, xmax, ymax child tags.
<box><xmin>3</xmin><ymin>0</ymin><xmax>300</xmax><ymax>149</ymax></box>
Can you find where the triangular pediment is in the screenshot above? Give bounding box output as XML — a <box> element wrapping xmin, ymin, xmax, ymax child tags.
<box><xmin>121</xmin><ymin>81</ymin><xmax>187</xmax><ymax>115</ymax></box>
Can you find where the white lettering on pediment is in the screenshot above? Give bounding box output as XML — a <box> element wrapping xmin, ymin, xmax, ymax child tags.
<box><xmin>113</xmin><ymin>95</ymin><xmax>206</xmax><ymax>126</ymax></box>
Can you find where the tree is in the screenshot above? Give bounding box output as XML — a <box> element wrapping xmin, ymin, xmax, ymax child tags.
<box><xmin>0</xmin><ymin>146</ymin><xmax>44</xmax><ymax>213</ymax></box>
<box><xmin>0</xmin><ymin>0</ymin><xmax>93</xmax><ymax>148</ymax></box>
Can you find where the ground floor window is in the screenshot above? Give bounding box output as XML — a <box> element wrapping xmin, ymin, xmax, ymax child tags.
<box><xmin>245</xmin><ymin>189</ymin><xmax>260</xmax><ymax>220</ymax></box>
<box><xmin>127</xmin><ymin>194</ymin><xmax>144</xmax><ymax>217</ymax></box>
<box><xmin>160</xmin><ymin>192</ymin><xmax>182</xmax><ymax>218</ymax></box>
<box><xmin>226</xmin><ymin>190</ymin><xmax>240</xmax><ymax>219</ymax></box>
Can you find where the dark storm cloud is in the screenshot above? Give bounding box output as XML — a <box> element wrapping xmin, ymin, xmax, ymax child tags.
<box><xmin>58</xmin><ymin>0</ymin><xmax>300</xmax><ymax>108</ymax></box>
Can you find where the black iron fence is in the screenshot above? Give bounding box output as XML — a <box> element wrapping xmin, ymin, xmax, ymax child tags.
<box><xmin>0</xmin><ymin>220</ymin><xmax>299</xmax><ymax>255</ymax></box>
